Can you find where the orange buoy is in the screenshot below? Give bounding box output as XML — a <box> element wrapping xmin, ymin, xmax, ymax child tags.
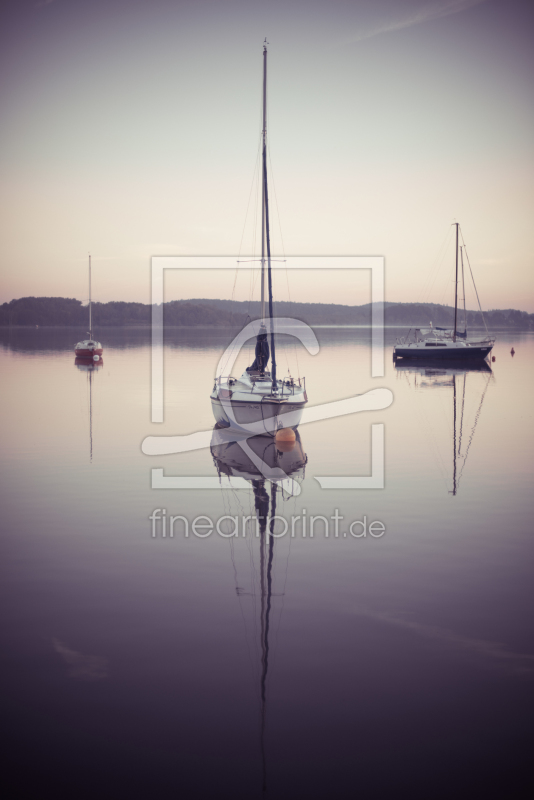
<box><xmin>275</xmin><ymin>427</ymin><xmax>296</xmax><ymax>452</ymax></box>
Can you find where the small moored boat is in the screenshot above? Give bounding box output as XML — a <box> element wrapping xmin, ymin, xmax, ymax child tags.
<box><xmin>394</xmin><ymin>224</ymin><xmax>495</xmax><ymax>361</ymax></box>
<box><xmin>74</xmin><ymin>255</ymin><xmax>103</xmax><ymax>359</ymax></box>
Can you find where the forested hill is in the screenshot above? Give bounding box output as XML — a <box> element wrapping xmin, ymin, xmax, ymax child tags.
<box><xmin>0</xmin><ymin>298</ymin><xmax>239</xmax><ymax>327</ymax></box>
<box><xmin>0</xmin><ymin>296</ymin><xmax>533</xmax><ymax>329</ymax></box>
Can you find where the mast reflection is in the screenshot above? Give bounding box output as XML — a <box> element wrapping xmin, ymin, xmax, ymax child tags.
<box><xmin>211</xmin><ymin>429</ymin><xmax>307</xmax><ymax>795</ymax></box>
<box><xmin>395</xmin><ymin>360</ymin><xmax>493</xmax><ymax>495</ymax></box>
<box><xmin>75</xmin><ymin>356</ymin><xmax>103</xmax><ymax>463</ymax></box>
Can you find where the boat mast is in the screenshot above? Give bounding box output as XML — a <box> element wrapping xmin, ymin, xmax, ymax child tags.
<box><xmin>88</xmin><ymin>254</ymin><xmax>92</xmax><ymax>338</ymax></box>
<box><xmin>262</xmin><ymin>42</ymin><xmax>277</xmax><ymax>390</ymax></box>
<box><xmin>260</xmin><ymin>42</ymin><xmax>267</xmax><ymax>324</ymax></box>
<box><xmin>460</xmin><ymin>245</ymin><xmax>467</xmax><ymax>336</ymax></box>
<box><xmin>453</xmin><ymin>223</ymin><xmax>459</xmax><ymax>342</ymax></box>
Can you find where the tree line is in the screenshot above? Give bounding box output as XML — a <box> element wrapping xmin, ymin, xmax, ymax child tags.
<box><xmin>0</xmin><ymin>296</ymin><xmax>532</xmax><ymax>329</ymax></box>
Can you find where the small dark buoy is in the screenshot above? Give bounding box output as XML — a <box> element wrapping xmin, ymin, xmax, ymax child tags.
<box><xmin>511</xmin><ymin>347</ymin><xmax>515</xmax><ymax>357</ymax></box>
<box><xmin>492</xmin><ymin>356</ymin><xmax>496</xmax><ymax>362</ymax></box>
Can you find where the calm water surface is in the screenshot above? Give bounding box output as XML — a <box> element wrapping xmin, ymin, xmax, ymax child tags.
<box><xmin>1</xmin><ymin>327</ymin><xmax>533</xmax><ymax>798</ymax></box>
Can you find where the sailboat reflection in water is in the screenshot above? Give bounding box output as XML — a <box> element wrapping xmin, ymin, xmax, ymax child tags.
<box><xmin>75</xmin><ymin>356</ymin><xmax>103</xmax><ymax>463</ymax></box>
<box><xmin>395</xmin><ymin>360</ymin><xmax>493</xmax><ymax>495</ymax></box>
<box><xmin>211</xmin><ymin>427</ymin><xmax>307</xmax><ymax>793</ymax></box>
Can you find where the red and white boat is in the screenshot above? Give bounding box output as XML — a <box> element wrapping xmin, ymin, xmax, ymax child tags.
<box><xmin>74</xmin><ymin>255</ymin><xmax>103</xmax><ymax>359</ymax></box>
<box><xmin>75</xmin><ymin>338</ymin><xmax>103</xmax><ymax>358</ymax></box>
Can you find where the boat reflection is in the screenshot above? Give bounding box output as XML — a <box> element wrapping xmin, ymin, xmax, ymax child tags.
<box><xmin>394</xmin><ymin>358</ymin><xmax>492</xmax><ymax>379</ymax></box>
<box><xmin>395</xmin><ymin>359</ymin><xmax>493</xmax><ymax>495</ymax></box>
<box><xmin>75</xmin><ymin>356</ymin><xmax>103</xmax><ymax>462</ymax></box>
<box><xmin>211</xmin><ymin>429</ymin><xmax>307</xmax><ymax>795</ymax></box>
<box><xmin>211</xmin><ymin>426</ymin><xmax>307</xmax><ymax>492</ymax></box>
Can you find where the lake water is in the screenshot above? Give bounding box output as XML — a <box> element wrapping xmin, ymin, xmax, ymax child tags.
<box><xmin>1</xmin><ymin>326</ymin><xmax>533</xmax><ymax>798</ymax></box>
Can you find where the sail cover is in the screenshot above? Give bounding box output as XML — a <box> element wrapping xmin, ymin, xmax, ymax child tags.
<box><xmin>418</xmin><ymin>327</ymin><xmax>467</xmax><ymax>339</ymax></box>
<box><xmin>247</xmin><ymin>328</ymin><xmax>270</xmax><ymax>373</ymax></box>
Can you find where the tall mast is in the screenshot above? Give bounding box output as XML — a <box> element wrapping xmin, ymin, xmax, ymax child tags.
<box><xmin>264</xmin><ymin>142</ymin><xmax>277</xmax><ymax>390</ymax></box>
<box><xmin>262</xmin><ymin>42</ymin><xmax>277</xmax><ymax>390</ymax></box>
<box><xmin>260</xmin><ymin>42</ymin><xmax>267</xmax><ymax>324</ymax></box>
<box><xmin>88</xmin><ymin>254</ymin><xmax>92</xmax><ymax>337</ymax></box>
<box><xmin>453</xmin><ymin>223</ymin><xmax>459</xmax><ymax>342</ymax></box>
<box><xmin>460</xmin><ymin>245</ymin><xmax>467</xmax><ymax>335</ymax></box>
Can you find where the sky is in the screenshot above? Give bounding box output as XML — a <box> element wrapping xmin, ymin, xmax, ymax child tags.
<box><xmin>0</xmin><ymin>0</ymin><xmax>533</xmax><ymax>310</ymax></box>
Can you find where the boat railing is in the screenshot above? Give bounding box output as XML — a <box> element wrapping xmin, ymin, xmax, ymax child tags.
<box><xmin>214</xmin><ymin>374</ymin><xmax>306</xmax><ymax>396</ymax></box>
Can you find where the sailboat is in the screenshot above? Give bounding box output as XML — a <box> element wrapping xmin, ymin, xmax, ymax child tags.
<box><xmin>210</xmin><ymin>42</ymin><xmax>307</xmax><ymax>432</ymax></box>
<box><xmin>74</xmin><ymin>255</ymin><xmax>103</xmax><ymax>359</ymax></box>
<box><xmin>394</xmin><ymin>223</ymin><xmax>495</xmax><ymax>360</ymax></box>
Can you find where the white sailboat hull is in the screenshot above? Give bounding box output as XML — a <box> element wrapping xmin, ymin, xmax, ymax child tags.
<box><xmin>211</xmin><ymin>395</ymin><xmax>306</xmax><ymax>433</ymax></box>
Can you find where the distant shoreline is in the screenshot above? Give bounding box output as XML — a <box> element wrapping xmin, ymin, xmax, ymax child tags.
<box><xmin>1</xmin><ymin>324</ymin><xmax>532</xmax><ymax>333</ymax></box>
<box><xmin>1</xmin><ymin>297</ymin><xmax>533</xmax><ymax>330</ymax></box>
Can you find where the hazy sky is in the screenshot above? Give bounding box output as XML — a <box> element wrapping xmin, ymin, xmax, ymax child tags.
<box><xmin>1</xmin><ymin>0</ymin><xmax>533</xmax><ymax>310</ymax></box>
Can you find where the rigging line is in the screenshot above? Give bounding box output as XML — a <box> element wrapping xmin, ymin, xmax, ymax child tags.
<box><xmin>229</xmin><ymin>481</ymin><xmax>247</xmax><ymax>516</ymax></box>
<box><xmin>248</xmin><ymin>78</ymin><xmax>266</xmax><ymax>324</ymax></box>
<box><xmin>267</xmin><ymin>144</ymin><xmax>286</xmax><ymax>258</ymax></box>
<box><xmin>263</xmin><ymin>151</ymin><xmax>277</xmax><ymax>389</ymax></box>
<box><xmin>259</xmin><ymin>520</ymin><xmax>267</xmax><ymax>702</ymax></box>
<box><xmin>428</xmin><ymin>251</ymin><xmax>455</xmax><ymax>319</ymax></box>
<box><xmin>434</xmin><ymin>385</ymin><xmax>456</xmax><ymax>448</ymax></box>
<box><xmin>411</xmin><ymin>382</ymin><xmax>451</xmax><ymax>491</ymax></box>
<box><xmin>452</xmin><ymin>375</ymin><xmax>457</xmax><ymax>494</ymax></box>
<box><xmin>246</xmin><ymin>518</ymin><xmax>261</xmax><ymax>658</ymax></box>
<box><xmin>457</xmin><ymin>371</ymin><xmax>492</xmax><ymax>489</ymax></box>
<box><xmin>419</xmin><ymin>226</ymin><xmax>454</xmax><ymax>304</ymax></box>
<box><xmin>457</xmin><ymin>371</ymin><xmax>467</xmax><ymax>457</ymax></box>
<box><xmin>245</xmin><ymin>511</ymin><xmax>261</xmax><ymax>676</ymax></box>
<box><xmin>233</xmin><ymin>140</ymin><xmax>261</xmax><ymax>321</ymax></box>
<box><xmin>461</xmin><ymin>246</ymin><xmax>467</xmax><ymax>333</ymax></box>
<box><xmin>460</xmin><ymin>231</ymin><xmax>490</xmax><ymax>335</ymax></box>
<box><xmin>238</xmin><ymin>111</ymin><xmax>263</xmax><ymax>260</ymax></box>
<box><xmin>267</xmin><ymin>143</ymin><xmax>301</xmax><ymax>378</ymax></box>
<box><xmin>271</xmin><ymin>512</ymin><xmax>294</xmax><ymax>675</ymax></box>
<box><xmin>234</xmin><ymin>91</ymin><xmax>263</xmax><ymax>330</ymax></box>
<box><xmin>422</xmin><ymin>415</ymin><xmax>451</xmax><ymax>492</ymax></box>
<box><xmin>248</xmin><ymin>140</ymin><xmax>262</xmax><ymax>320</ymax></box>
<box><xmin>401</xmin><ymin>225</ymin><xmax>453</xmax><ymax>338</ymax></box>
<box><xmin>248</xmin><ymin>171</ymin><xmax>261</xmax><ymax>330</ymax></box>
<box><xmin>218</xmin><ymin>332</ymin><xmax>239</xmax><ymax>379</ymax></box>
<box><xmin>261</xmin><ymin>482</ymin><xmax>277</xmax><ymax>709</ymax></box>
<box><xmin>438</xmin><ymin>273</ymin><xmax>455</xmax><ymax>309</ymax></box>
<box><xmin>265</xmin><ymin>140</ymin><xmax>289</xmax><ymax>372</ymax></box>
<box><xmin>222</xmin><ymin>482</ymin><xmax>258</xmax><ymax>684</ymax></box>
